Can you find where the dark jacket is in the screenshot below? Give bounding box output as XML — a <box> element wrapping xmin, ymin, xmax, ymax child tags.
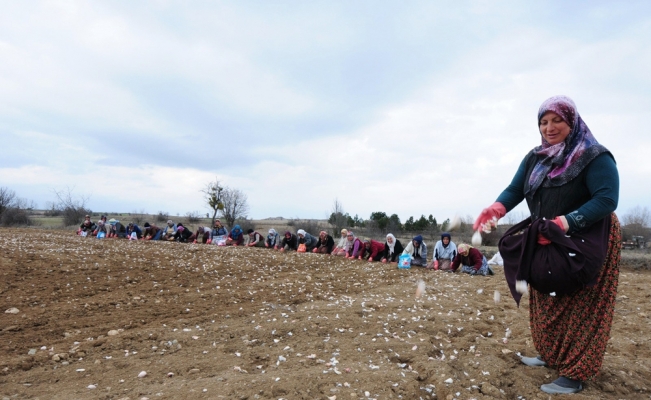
<box><xmin>80</xmin><ymin>220</ymin><xmax>97</xmax><ymax>232</ymax></box>
<box><xmin>281</xmin><ymin>234</ymin><xmax>298</xmax><ymax>250</ymax></box>
<box><xmin>383</xmin><ymin>239</ymin><xmax>404</xmax><ymax>262</ymax></box>
<box><xmin>316</xmin><ymin>235</ymin><xmax>335</xmax><ymax>253</ymax></box>
<box><xmin>174</xmin><ymin>226</ymin><xmax>193</xmax><ymax>242</ymax></box>
<box><xmin>127</xmin><ymin>224</ymin><xmax>143</xmax><ymax>239</ymax></box>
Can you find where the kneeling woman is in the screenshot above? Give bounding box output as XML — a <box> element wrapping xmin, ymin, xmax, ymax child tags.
<box><xmin>362</xmin><ymin>239</ymin><xmax>385</xmax><ymax>262</ymax></box>
<box><xmin>431</xmin><ymin>232</ymin><xmax>457</xmax><ymax>270</ymax></box>
<box><xmin>314</xmin><ymin>231</ymin><xmax>335</xmax><ymax>254</ymax></box>
<box><xmin>381</xmin><ymin>233</ymin><xmax>404</xmax><ymax>264</ymax></box>
<box><xmin>451</xmin><ymin>244</ymin><xmax>492</xmax><ymax>276</ymax></box>
<box><xmin>266</xmin><ymin>229</ymin><xmax>280</xmax><ymax>249</ymax></box>
<box><xmin>331</xmin><ymin>229</ymin><xmax>348</xmax><ymax>256</ymax></box>
<box><xmin>344</xmin><ymin>231</ymin><xmax>364</xmax><ymax>259</ymax></box>
<box><xmin>402</xmin><ymin>235</ymin><xmax>427</xmax><ymax>267</ymax></box>
<box><xmin>297</xmin><ymin>229</ymin><xmax>318</xmax><ymax>252</ymax></box>
<box><xmin>226</xmin><ymin>225</ymin><xmax>244</xmax><ymax>246</ymax></box>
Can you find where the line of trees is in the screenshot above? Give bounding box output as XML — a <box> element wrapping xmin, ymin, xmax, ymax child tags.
<box><xmin>328</xmin><ymin>198</ymin><xmax>461</xmax><ymax>239</ymax></box>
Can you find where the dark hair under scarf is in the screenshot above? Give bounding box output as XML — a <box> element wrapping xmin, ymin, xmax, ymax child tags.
<box><xmin>526</xmin><ymin>96</ymin><xmax>609</xmax><ymax>196</ymax></box>
<box><xmin>441</xmin><ymin>232</ymin><xmax>451</xmax><ymax>248</ymax></box>
<box><xmin>413</xmin><ymin>235</ymin><xmax>423</xmax><ymax>246</ymax></box>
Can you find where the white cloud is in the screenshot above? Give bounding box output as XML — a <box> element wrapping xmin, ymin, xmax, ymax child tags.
<box><xmin>1</xmin><ymin>1</ymin><xmax>650</xmax><ymax>225</ymax></box>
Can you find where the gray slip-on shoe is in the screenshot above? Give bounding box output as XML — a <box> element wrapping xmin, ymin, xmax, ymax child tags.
<box><xmin>540</xmin><ymin>382</ymin><xmax>583</xmax><ymax>394</ymax></box>
<box><xmin>520</xmin><ymin>355</ymin><xmax>547</xmax><ymax>367</ymax></box>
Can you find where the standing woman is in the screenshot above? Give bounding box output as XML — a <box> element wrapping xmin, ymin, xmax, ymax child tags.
<box><xmin>474</xmin><ymin>96</ymin><xmax>619</xmax><ymax>394</ymax></box>
<box><xmin>381</xmin><ymin>233</ymin><xmax>404</xmax><ymax>264</ymax></box>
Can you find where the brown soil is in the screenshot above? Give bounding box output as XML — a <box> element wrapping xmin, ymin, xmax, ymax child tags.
<box><xmin>1</xmin><ymin>228</ymin><xmax>650</xmax><ymax>400</ymax></box>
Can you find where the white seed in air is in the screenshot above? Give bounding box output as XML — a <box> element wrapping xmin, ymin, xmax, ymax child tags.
<box><xmin>494</xmin><ymin>291</ymin><xmax>501</xmax><ymax>303</ymax></box>
<box><xmin>415</xmin><ymin>280</ymin><xmax>426</xmax><ymax>298</ymax></box>
<box><xmin>449</xmin><ymin>215</ymin><xmax>461</xmax><ymax>231</ymax></box>
<box><xmin>471</xmin><ymin>230</ymin><xmax>482</xmax><ymax>247</ymax></box>
<box><xmin>515</xmin><ymin>280</ymin><xmax>528</xmax><ymax>294</ymax></box>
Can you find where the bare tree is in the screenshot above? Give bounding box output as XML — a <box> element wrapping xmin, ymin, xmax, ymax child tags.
<box><xmin>622</xmin><ymin>205</ymin><xmax>651</xmax><ymax>240</ymax></box>
<box><xmin>622</xmin><ymin>206</ymin><xmax>651</xmax><ymax>227</ymax></box>
<box><xmin>202</xmin><ymin>178</ymin><xmax>224</xmax><ymax>225</ymax></box>
<box><xmin>328</xmin><ymin>198</ymin><xmax>348</xmax><ymax>235</ymax></box>
<box><xmin>130</xmin><ymin>209</ymin><xmax>147</xmax><ymax>225</ymax></box>
<box><xmin>220</xmin><ymin>187</ymin><xmax>249</xmax><ymax>228</ymax></box>
<box><xmin>0</xmin><ymin>187</ymin><xmax>17</xmax><ymax>217</ymax></box>
<box><xmin>53</xmin><ymin>187</ymin><xmax>92</xmax><ymax>227</ymax></box>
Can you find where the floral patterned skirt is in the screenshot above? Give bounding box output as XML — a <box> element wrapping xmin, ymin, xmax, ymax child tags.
<box><xmin>529</xmin><ymin>213</ymin><xmax>621</xmax><ymax>381</ymax></box>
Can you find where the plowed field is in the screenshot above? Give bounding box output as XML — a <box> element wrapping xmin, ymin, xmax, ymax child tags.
<box><xmin>1</xmin><ymin>228</ymin><xmax>650</xmax><ymax>399</ymax></box>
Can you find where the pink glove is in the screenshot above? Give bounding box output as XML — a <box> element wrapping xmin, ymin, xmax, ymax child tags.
<box><xmin>207</xmin><ymin>239</ymin><xmax>212</xmax><ymax>244</ymax></box>
<box><xmin>473</xmin><ymin>202</ymin><xmax>507</xmax><ymax>231</ymax></box>
<box><xmin>433</xmin><ymin>260</ymin><xmax>439</xmax><ymax>270</ymax></box>
<box><xmin>312</xmin><ymin>248</ymin><xmax>318</xmax><ymax>253</ymax></box>
<box><xmin>537</xmin><ymin>217</ymin><xmax>566</xmax><ymax>245</ymax></box>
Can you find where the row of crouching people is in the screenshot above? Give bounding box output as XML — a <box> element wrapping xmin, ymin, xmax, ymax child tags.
<box><xmin>78</xmin><ymin>216</ymin><xmax>493</xmax><ymax>276</ymax></box>
<box><xmin>267</xmin><ymin>229</ymin><xmax>494</xmax><ymax>276</ymax></box>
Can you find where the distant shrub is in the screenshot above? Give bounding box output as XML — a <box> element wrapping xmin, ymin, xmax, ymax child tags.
<box><xmin>1</xmin><ymin>207</ymin><xmax>33</xmax><ymax>226</ymax></box>
<box><xmin>186</xmin><ymin>211</ymin><xmax>200</xmax><ymax>223</ymax></box>
<box><xmin>235</xmin><ymin>218</ymin><xmax>255</xmax><ymax>233</ymax></box>
<box><xmin>156</xmin><ymin>211</ymin><xmax>169</xmax><ymax>223</ymax></box>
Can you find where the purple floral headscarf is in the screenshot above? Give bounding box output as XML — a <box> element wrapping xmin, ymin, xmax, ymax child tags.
<box><xmin>526</xmin><ymin>95</ymin><xmax>609</xmax><ymax>196</ymax></box>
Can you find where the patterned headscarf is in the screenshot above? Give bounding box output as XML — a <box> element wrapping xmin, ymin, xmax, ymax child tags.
<box><xmin>526</xmin><ymin>95</ymin><xmax>609</xmax><ymax>196</ymax></box>
<box><xmin>457</xmin><ymin>243</ymin><xmax>472</xmax><ymax>255</ymax></box>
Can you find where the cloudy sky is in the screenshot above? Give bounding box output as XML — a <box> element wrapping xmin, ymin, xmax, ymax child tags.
<box><xmin>1</xmin><ymin>1</ymin><xmax>650</xmax><ymax>223</ymax></box>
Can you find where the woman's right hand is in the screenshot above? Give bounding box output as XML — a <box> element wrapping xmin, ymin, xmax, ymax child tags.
<box><xmin>473</xmin><ymin>202</ymin><xmax>507</xmax><ymax>231</ymax></box>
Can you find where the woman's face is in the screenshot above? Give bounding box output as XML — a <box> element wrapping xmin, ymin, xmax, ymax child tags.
<box><xmin>443</xmin><ymin>237</ymin><xmax>450</xmax><ymax>245</ymax></box>
<box><xmin>539</xmin><ymin>111</ymin><xmax>571</xmax><ymax>145</ymax></box>
<box><xmin>347</xmin><ymin>235</ymin><xmax>353</xmax><ymax>242</ymax></box>
<box><xmin>387</xmin><ymin>237</ymin><xmax>393</xmax><ymax>244</ymax></box>
<box><xmin>413</xmin><ymin>240</ymin><xmax>419</xmax><ymax>247</ymax></box>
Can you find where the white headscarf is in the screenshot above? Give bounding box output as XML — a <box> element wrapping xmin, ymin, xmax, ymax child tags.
<box><xmin>269</xmin><ymin>228</ymin><xmax>277</xmax><ymax>235</ymax></box>
<box><xmin>345</xmin><ymin>231</ymin><xmax>356</xmax><ymax>251</ymax></box>
<box><xmin>386</xmin><ymin>233</ymin><xmax>397</xmax><ymax>254</ymax></box>
<box><xmin>297</xmin><ymin>229</ymin><xmax>306</xmax><ymax>237</ymax></box>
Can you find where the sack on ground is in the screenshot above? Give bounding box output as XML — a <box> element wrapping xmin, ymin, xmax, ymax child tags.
<box><xmin>398</xmin><ymin>254</ymin><xmax>412</xmax><ymax>269</ymax></box>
